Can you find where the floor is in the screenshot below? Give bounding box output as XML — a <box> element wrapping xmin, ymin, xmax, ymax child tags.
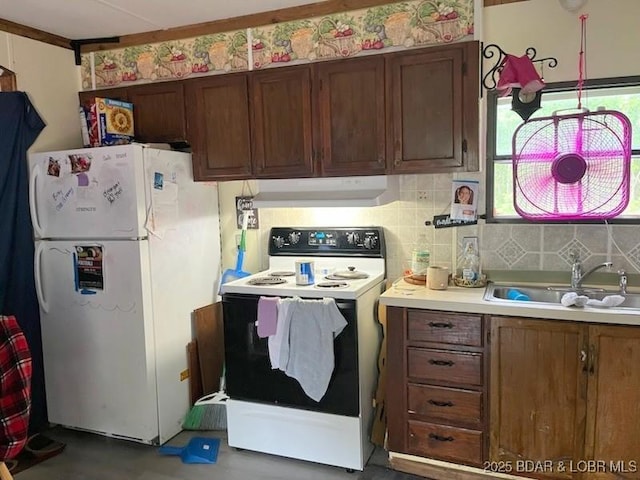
<box><xmin>15</xmin><ymin>427</ymin><xmax>422</xmax><ymax>480</ymax></box>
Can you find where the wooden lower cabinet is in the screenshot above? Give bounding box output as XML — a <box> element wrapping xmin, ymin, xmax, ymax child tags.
<box><xmin>388</xmin><ymin>309</ymin><xmax>640</xmax><ymax>480</ymax></box>
<box><xmin>387</xmin><ymin>308</ymin><xmax>487</xmax><ymax>469</ymax></box>
<box><xmin>490</xmin><ymin>317</ymin><xmax>587</xmax><ymax>480</ymax></box>
<box><xmin>490</xmin><ymin>317</ymin><xmax>640</xmax><ymax>480</ymax></box>
<box><xmin>584</xmin><ymin>325</ymin><xmax>640</xmax><ymax>480</ymax></box>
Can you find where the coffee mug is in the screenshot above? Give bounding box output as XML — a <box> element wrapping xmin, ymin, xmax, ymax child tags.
<box><xmin>427</xmin><ymin>266</ymin><xmax>449</xmax><ymax>290</ymax></box>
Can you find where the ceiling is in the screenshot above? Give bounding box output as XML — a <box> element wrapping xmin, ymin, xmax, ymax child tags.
<box><xmin>0</xmin><ymin>0</ymin><xmax>326</xmax><ymax>40</ymax></box>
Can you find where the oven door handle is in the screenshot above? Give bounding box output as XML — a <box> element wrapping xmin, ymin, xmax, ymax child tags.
<box><xmin>334</xmin><ymin>301</ymin><xmax>355</xmax><ymax>310</ymax></box>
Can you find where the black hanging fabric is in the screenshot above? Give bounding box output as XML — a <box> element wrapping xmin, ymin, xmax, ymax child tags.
<box><xmin>0</xmin><ymin>92</ymin><xmax>47</xmax><ymax>433</ymax></box>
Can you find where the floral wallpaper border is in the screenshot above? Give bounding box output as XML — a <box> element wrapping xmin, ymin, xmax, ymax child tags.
<box><xmin>81</xmin><ymin>0</ymin><xmax>474</xmax><ymax>90</ymax></box>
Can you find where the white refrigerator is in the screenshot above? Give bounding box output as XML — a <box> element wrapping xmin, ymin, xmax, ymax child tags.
<box><xmin>28</xmin><ymin>144</ymin><xmax>221</xmax><ymax>445</ymax></box>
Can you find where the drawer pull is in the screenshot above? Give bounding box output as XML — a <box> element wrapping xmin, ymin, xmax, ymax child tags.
<box><xmin>429</xmin><ymin>321</ymin><xmax>454</xmax><ymax>329</ymax></box>
<box><xmin>429</xmin><ymin>433</ymin><xmax>454</xmax><ymax>442</ymax></box>
<box><xmin>428</xmin><ymin>359</ymin><xmax>455</xmax><ymax>367</ymax></box>
<box><xmin>428</xmin><ymin>399</ymin><xmax>454</xmax><ymax>407</ymax></box>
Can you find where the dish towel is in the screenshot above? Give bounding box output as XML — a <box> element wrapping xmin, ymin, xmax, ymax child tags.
<box><xmin>586</xmin><ymin>295</ymin><xmax>625</xmax><ymax>308</ymax></box>
<box><xmin>257</xmin><ymin>296</ymin><xmax>279</xmax><ymax>338</ymax></box>
<box><xmin>283</xmin><ymin>298</ymin><xmax>347</xmax><ymax>402</ymax></box>
<box><xmin>268</xmin><ymin>298</ymin><xmax>294</xmax><ymax>370</ymax></box>
<box><xmin>561</xmin><ymin>292</ymin><xmax>589</xmax><ymax>307</ymax></box>
<box><xmin>561</xmin><ymin>292</ymin><xmax>625</xmax><ymax>308</ymax></box>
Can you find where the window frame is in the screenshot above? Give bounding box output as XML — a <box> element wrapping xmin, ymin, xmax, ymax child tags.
<box><xmin>485</xmin><ymin>75</ymin><xmax>640</xmax><ymax>224</ymax></box>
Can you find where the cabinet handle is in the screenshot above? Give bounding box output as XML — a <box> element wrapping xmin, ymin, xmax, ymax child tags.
<box><xmin>429</xmin><ymin>433</ymin><xmax>454</xmax><ymax>442</ymax></box>
<box><xmin>429</xmin><ymin>321</ymin><xmax>454</xmax><ymax>329</ymax></box>
<box><xmin>377</xmin><ymin>155</ymin><xmax>384</xmax><ymax>165</ymax></box>
<box><xmin>580</xmin><ymin>349</ymin><xmax>588</xmax><ymax>373</ymax></box>
<box><xmin>428</xmin><ymin>359</ymin><xmax>455</xmax><ymax>367</ymax></box>
<box><xmin>428</xmin><ymin>399</ymin><xmax>454</xmax><ymax>407</ymax></box>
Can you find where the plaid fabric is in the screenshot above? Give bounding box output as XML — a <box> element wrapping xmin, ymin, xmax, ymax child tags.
<box><xmin>0</xmin><ymin>315</ymin><xmax>32</xmax><ymax>461</ymax></box>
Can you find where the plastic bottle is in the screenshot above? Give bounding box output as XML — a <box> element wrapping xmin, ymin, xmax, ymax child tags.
<box><xmin>411</xmin><ymin>234</ymin><xmax>431</xmax><ymax>276</ymax></box>
<box><xmin>460</xmin><ymin>241</ymin><xmax>480</xmax><ymax>282</ymax></box>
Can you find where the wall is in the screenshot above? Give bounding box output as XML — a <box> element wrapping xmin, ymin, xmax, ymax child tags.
<box><xmin>1</xmin><ymin>32</ymin><xmax>82</xmax><ymax>151</ymax></box>
<box><xmin>218</xmin><ymin>0</ymin><xmax>640</xmax><ymax>283</ymax></box>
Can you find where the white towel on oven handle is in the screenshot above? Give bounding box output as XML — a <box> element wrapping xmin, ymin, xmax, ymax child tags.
<box><xmin>284</xmin><ymin>297</ymin><xmax>347</xmax><ymax>402</ymax></box>
<box><xmin>268</xmin><ymin>298</ymin><xmax>293</xmax><ymax>370</ymax></box>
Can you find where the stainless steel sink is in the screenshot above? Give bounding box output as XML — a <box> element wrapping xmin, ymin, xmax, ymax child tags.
<box><xmin>484</xmin><ymin>283</ymin><xmax>640</xmax><ymax>310</ymax></box>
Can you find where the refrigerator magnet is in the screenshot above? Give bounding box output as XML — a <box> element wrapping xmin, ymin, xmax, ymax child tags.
<box><xmin>154</xmin><ymin>172</ymin><xmax>164</xmax><ymax>190</ymax></box>
<box><xmin>74</xmin><ymin>245</ymin><xmax>105</xmax><ymax>291</ymax></box>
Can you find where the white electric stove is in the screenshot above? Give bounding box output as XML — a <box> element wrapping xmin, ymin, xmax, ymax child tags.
<box><xmin>220</xmin><ymin>226</ymin><xmax>386</xmax><ymax>471</ymax></box>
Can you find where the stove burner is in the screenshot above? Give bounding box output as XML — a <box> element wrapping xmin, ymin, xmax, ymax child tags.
<box><xmin>248</xmin><ymin>277</ymin><xmax>287</xmax><ymax>286</ymax></box>
<box><xmin>315</xmin><ymin>281</ymin><xmax>348</xmax><ymax>289</ymax></box>
<box><xmin>269</xmin><ymin>271</ymin><xmax>295</xmax><ymax>277</ymax></box>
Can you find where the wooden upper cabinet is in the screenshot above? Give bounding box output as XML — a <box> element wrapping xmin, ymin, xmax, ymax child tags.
<box><xmin>316</xmin><ymin>55</ymin><xmax>386</xmax><ymax>176</ymax></box>
<box><xmin>490</xmin><ymin>317</ymin><xmax>587</xmax><ymax>480</ymax></box>
<box><xmin>185</xmin><ymin>73</ymin><xmax>252</xmax><ymax>181</ymax></box>
<box><xmin>585</xmin><ymin>325</ymin><xmax>640</xmax><ymax>480</ymax></box>
<box><xmin>251</xmin><ymin>65</ymin><xmax>314</xmax><ymax>178</ymax></box>
<box><xmin>78</xmin><ymin>87</ymin><xmax>129</xmax><ymax>107</ymax></box>
<box><xmin>387</xmin><ymin>41</ymin><xmax>479</xmax><ymax>174</ymax></box>
<box><xmin>127</xmin><ymin>81</ymin><xmax>186</xmax><ymax>143</ymax></box>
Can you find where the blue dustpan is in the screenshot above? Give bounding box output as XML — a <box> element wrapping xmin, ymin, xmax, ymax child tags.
<box><xmin>158</xmin><ymin>437</ymin><xmax>220</xmax><ymax>464</ymax></box>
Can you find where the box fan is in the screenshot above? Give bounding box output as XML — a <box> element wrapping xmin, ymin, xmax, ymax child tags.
<box><xmin>512</xmin><ymin>109</ymin><xmax>632</xmax><ymax>221</ymax></box>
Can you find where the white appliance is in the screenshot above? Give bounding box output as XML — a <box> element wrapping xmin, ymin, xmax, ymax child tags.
<box><xmin>28</xmin><ymin>144</ymin><xmax>221</xmax><ymax>445</ymax></box>
<box><xmin>220</xmin><ymin>227</ymin><xmax>386</xmax><ymax>470</ymax></box>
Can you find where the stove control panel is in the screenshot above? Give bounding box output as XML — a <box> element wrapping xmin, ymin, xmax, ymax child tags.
<box><xmin>269</xmin><ymin>227</ymin><xmax>385</xmax><ymax>257</ymax></box>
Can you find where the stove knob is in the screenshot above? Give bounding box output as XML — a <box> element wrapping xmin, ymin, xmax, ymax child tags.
<box><xmin>364</xmin><ymin>235</ymin><xmax>378</xmax><ymax>249</ymax></box>
<box><xmin>273</xmin><ymin>236</ymin><xmax>285</xmax><ymax>249</ymax></box>
<box><xmin>347</xmin><ymin>232</ymin><xmax>360</xmax><ymax>245</ymax></box>
<box><xmin>288</xmin><ymin>231</ymin><xmax>300</xmax><ymax>244</ymax></box>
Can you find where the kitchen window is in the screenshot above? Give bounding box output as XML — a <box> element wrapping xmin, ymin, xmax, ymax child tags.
<box><xmin>486</xmin><ymin>76</ymin><xmax>640</xmax><ymax>223</ymax></box>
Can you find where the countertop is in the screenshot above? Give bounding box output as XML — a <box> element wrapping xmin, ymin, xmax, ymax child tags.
<box><xmin>380</xmin><ymin>278</ymin><xmax>640</xmax><ymax>326</ymax></box>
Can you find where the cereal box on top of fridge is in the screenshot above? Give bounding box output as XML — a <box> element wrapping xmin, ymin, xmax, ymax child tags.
<box><xmin>95</xmin><ymin>97</ymin><xmax>134</xmax><ymax>145</ymax></box>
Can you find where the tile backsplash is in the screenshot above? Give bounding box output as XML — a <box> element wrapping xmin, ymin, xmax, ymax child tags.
<box><xmin>220</xmin><ymin>175</ymin><xmax>640</xmax><ymax>282</ymax></box>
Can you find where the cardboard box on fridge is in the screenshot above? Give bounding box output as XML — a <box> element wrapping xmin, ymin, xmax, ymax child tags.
<box><xmin>81</xmin><ymin>97</ymin><xmax>135</xmax><ymax>147</ymax></box>
<box><xmin>96</xmin><ymin>97</ymin><xmax>135</xmax><ymax>145</ymax></box>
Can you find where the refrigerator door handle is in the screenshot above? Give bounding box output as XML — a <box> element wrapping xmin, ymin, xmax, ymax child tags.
<box><xmin>29</xmin><ymin>163</ymin><xmax>44</xmax><ymax>238</ymax></box>
<box><xmin>34</xmin><ymin>241</ymin><xmax>49</xmax><ymax>313</ymax></box>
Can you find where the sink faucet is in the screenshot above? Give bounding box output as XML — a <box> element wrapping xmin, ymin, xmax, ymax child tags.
<box><xmin>570</xmin><ymin>252</ymin><xmax>613</xmax><ymax>290</ymax></box>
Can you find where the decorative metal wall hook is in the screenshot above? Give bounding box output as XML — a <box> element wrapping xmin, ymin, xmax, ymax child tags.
<box><xmin>480</xmin><ymin>42</ymin><xmax>558</xmax><ymax>97</ymax></box>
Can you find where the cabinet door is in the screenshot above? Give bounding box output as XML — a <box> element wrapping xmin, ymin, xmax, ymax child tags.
<box><xmin>490</xmin><ymin>317</ymin><xmax>587</xmax><ymax>480</ymax></box>
<box><xmin>127</xmin><ymin>81</ymin><xmax>186</xmax><ymax>143</ymax></box>
<box><xmin>387</xmin><ymin>306</ymin><xmax>408</xmax><ymax>454</ymax></box>
<box><xmin>584</xmin><ymin>325</ymin><xmax>640</xmax><ymax>480</ymax></box>
<box><xmin>317</xmin><ymin>56</ymin><xmax>386</xmax><ymax>176</ymax></box>
<box><xmin>78</xmin><ymin>87</ymin><xmax>129</xmax><ymax>108</ymax></box>
<box><xmin>185</xmin><ymin>73</ymin><xmax>252</xmax><ymax>181</ymax></box>
<box><xmin>251</xmin><ymin>65</ymin><xmax>314</xmax><ymax>178</ymax></box>
<box><xmin>387</xmin><ymin>41</ymin><xmax>479</xmax><ymax>174</ymax></box>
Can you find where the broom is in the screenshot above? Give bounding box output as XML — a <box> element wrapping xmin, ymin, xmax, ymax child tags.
<box><xmin>183</xmin><ymin>369</ymin><xmax>228</xmax><ymax>431</ymax></box>
<box><xmin>183</xmin><ymin>392</ymin><xmax>228</xmax><ymax>431</ymax></box>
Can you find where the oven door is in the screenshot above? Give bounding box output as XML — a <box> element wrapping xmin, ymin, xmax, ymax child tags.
<box><xmin>222</xmin><ymin>293</ymin><xmax>359</xmax><ymax>416</ymax></box>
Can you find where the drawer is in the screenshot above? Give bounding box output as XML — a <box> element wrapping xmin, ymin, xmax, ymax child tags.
<box><xmin>408</xmin><ymin>348</ymin><xmax>482</xmax><ymax>386</ymax></box>
<box><xmin>407</xmin><ymin>310</ymin><xmax>482</xmax><ymax>347</ymax></box>
<box><xmin>408</xmin><ymin>384</ymin><xmax>482</xmax><ymax>428</ymax></box>
<box><xmin>408</xmin><ymin>420</ymin><xmax>483</xmax><ymax>466</ymax></box>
